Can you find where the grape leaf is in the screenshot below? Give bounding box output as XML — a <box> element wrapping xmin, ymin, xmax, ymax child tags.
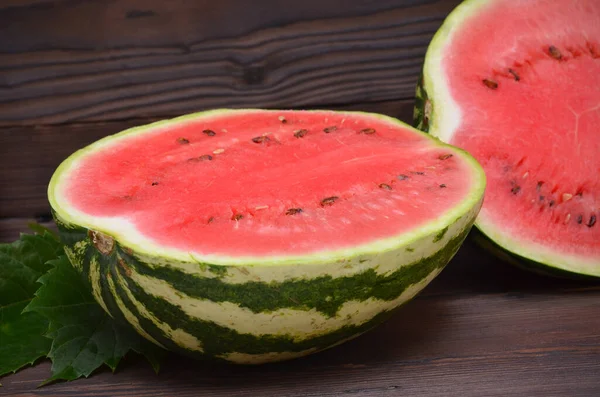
<box><xmin>0</xmin><ymin>231</ymin><xmax>63</xmax><ymax>377</ymax></box>
<box><xmin>26</xmin><ymin>256</ymin><xmax>164</xmax><ymax>385</ymax></box>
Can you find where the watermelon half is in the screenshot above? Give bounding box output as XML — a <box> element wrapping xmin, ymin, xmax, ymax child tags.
<box><xmin>416</xmin><ymin>0</ymin><xmax>600</xmax><ymax>278</ymax></box>
<box><xmin>48</xmin><ymin>109</ymin><xmax>485</xmax><ymax>364</ymax></box>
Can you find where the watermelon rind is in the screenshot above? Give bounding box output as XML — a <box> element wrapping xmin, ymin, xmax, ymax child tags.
<box><xmin>49</xmin><ymin>109</ymin><xmax>486</xmax><ymax>363</ymax></box>
<box><xmin>416</xmin><ymin>0</ymin><xmax>600</xmax><ymax>278</ymax></box>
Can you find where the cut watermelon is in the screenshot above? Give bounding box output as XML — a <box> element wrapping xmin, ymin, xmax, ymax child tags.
<box><xmin>417</xmin><ymin>0</ymin><xmax>600</xmax><ymax>278</ymax></box>
<box><xmin>48</xmin><ymin>109</ymin><xmax>485</xmax><ymax>364</ymax></box>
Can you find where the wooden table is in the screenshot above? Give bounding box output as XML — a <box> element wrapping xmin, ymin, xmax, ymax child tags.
<box><xmin>1</xmin><ymin>0</ymin><xmax>599</xmax><ymax>395</ymax></box>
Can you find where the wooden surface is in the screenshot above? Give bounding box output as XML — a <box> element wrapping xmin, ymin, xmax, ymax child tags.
<box><xmin>2</xmin><ymin>0</ymin><xmax>600</xmax><ymax>396</ymax></box>
<box><xmin>0</xmin><ymin>0</ymin><xmax>460</xmax><ymax>125</ymax></box>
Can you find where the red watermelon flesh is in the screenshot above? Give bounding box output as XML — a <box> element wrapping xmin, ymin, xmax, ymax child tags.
<box><xmin>433</xmin><ymin>0</ymin><xmax>599</xmax><ymax>267</ymax></box>
<box><xmin>59</xmin><ymin>110</ymin><xmax>479</xmax><ymax>256</ymax></box>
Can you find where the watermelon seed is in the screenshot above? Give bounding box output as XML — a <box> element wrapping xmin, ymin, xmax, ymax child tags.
<box><xmin>255</xmin><ymin>205</ymin><xmax>269</xmax><ymax>211</ymax></box>
<box><xmin>213</xmin><ymin>148</ymin><xmax>225</xmax><ymax>154</ymax></box>
<box><xmin>232</xmin><ymin>214</ymin><xmax>244</xmax><ymax>221</ymax></box>
<box><xmin>564</xmin><ymin>214</ymin><xmax>571</xmax><ymax>224</ymax></box>
<box><xmin>508</xmin><ymin>69</ymin><xmax>520</xmax><ymax>81</ymax></box>
<box><xmin>360</xmin><ymin>128</ymin><xmax>376</xmax><ymax>135</ymax></box>
<box><xmin>278</xmin><ymin>116</ymin><xmax>288</xmax><ymax>124</ymax></box>
<box><xmin>294</xmin><ymin>129</ymin><xmax>308</xmax><ymax>138</ymax></box>
<box><xmin>562</xmin><ymin>193</ymin><xmax>573</xmax><ymax>202</ymax></box>
<box><xmin>439</xmin><ymin>154</ymin><xmax>453</xmax><ymax>160</ymax></box>
<box><xmin>539</xmin><ymin>195</ymin><xmax>545</xmax><ymax>202</ymax></box>
<box><xmin>411</xmin><ymin>171</ymin><xmax>425</xmax><ymax>176</ymax></box>
<box><xmin>151</xmin><ymin>181</ymin><xmax>159</xmax><ymax>186</ymax></box>
<box><xmin>285</xmin><ymin>208</ymin><xmax>303</xmax><ymax>215</ymax></box>
<box><xmin>203</xmin><ymin>129</ymin><xmax>216</xmax><ymax>136</ymax></box>
<box><xmin>252</xmin><ymin>136</ymin><xmax>270</xmax><ymax>144</ymax></box>
<box><xmin>548</xmin><ymin>200</ymin><xmax>555</xmax><ymax>207</ymax></box>
<box><xmin>482</xmin><ymin>79</ymin><xmax>498</xmax><ymax>89</ymax></box>
<box><xmin>208</xmin><ymin>217</ymin><xmax>215</xmax><ymax>224</ymax></box>
<box><xmin>397</xmin><ymin>174</ymin><xmax>409</xmax><ymax>181</ymax></box>
<box><xmin>379</xmin><ymin>183</ymin><xmax>392</xmax><ymax>190</ymax></box>
<box><xmin>548</xmin><ymin>45</ymin><xmax>562</xmax><ymax>60</ymax></box>
<box><xmin>323</xmin><ymin>126</ymin><xmax>338</xmax><ymax>133</ymax></box>
<box><xmin>188</xmin><ymin>154</ymin><xmax>213</xmax><ymax>162</ymax></box>
<box><xmin>577</xmin><ymin>215</ymin><xmax>583</xmax><ymax>224</ymax></box>
<box><xmin>320</xmin><ymin>196</ymin><xmax>339</xmax><ymax>206</ymax></box>
<box><xmin>511</xmin><ymin>186</ymin><xmax>521</xmax><ymax>195</ymax></box>
<box><xmin>522</xmin><ymin>172</ymin><xmax>529</xmax><ymax>179</ymax></box>
<box><xmin>588</xmin><ymin>215</ymin><xmax>597</xmax><ymax>228</ymax></box>
<box><xmin>440</xmin><ymin>184</ymin><xmax>447</xmax><ymax>188</ymax></box>
<box><xmin>536</xmin><ymin>181</ymin><xmax>544</xmax><ymax>191</ymax></box>
<box><xmin>177</xmin><ymin>137</ymin><xmax>190</xmax><ymax>144</ymax></box>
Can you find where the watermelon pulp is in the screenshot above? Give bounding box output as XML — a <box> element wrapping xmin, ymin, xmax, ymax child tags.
<box><xmin>56</xmin><ymin>110</ymin><xmax>479</xmax><ymax>258</ymax></box>
<box><xmin>48</xmin><ymin>109</ymin><xmax>485</xmax><ymax>364</ymax></box>
<box><xmin>419</xmin><ymin>0</ymin><xmax>600</xmax><ymax>276</ymax></box>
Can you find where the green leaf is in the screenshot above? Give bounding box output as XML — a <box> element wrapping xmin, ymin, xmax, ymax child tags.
<box><xmin>0</xmin><ymin>231</ymin><xmax>63</xmax><ymax>377</ymax></box>
<box><xmin>26</xmin><ymin>256</ymin><xmax>164</xmax><ymax>385</ymax></box>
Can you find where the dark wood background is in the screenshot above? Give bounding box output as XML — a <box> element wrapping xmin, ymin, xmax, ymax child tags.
<box><xmin>1</xmin><ymin>0</ymin><xmax>599</xmax><ymax>396</ymax></box>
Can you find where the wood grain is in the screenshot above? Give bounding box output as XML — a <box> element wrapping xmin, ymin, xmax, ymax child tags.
<box><xmin>0</xmin><ymin>0</ymin><xmax>460</xmax><ymax>125</ymax></box>
<box><xmin>0</xmin><ymin>99</ymin><xmax>414</xmax><ymax>228</ymax></box>
<box><xmin>1</xmin><ymin>241</ymin><xmax>599</xmax><ymax>396</ymax></box>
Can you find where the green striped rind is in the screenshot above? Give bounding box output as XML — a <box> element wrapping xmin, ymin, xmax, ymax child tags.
<box><xmin>470</xmin><ymin>229</ymin><xmax>598</xmax><ymax>281</ymax></box>
<box><xmin>413</xmin><ymin>74</ymin><xmax>431</xmax><ymax>133</ymax></box>
<box><xmin>53</xmin><ymin>201</ymin><xmax>480</xmax><ymax>364</ymax></box>
<box><xmin>415</xmin><ymin>0</ymin><xmax>600</xmax><ymax>279</ymax></box>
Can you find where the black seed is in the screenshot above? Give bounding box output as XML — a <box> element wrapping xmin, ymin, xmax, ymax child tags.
<box><xmin>278</xmin><ymin>116</ymin><xmax>288</xmax><ymax>124</ymax></box>
<box><xmin>252</xmin><ymin>136</ymin><xmax>270</xmax><ymax>144</ymax></box>
<box><xmin>323</xmin><ymin>126</ymin><xmax>337</xmax><ymax>133</ymax></box>
<box><xmin>285</xmin><ymin>208</ymin><xmax>303</xmax><ymax>215</ymax></box>
<box><xmin>440</xmin><ymin>184</ymin><xmax>447</xmax><ymax>188</ymax></box>
<box><xmin>360</xmin><ymin>128</ymin><xmax>376</xmax><ymax>135</ymax></box>
<box><xmin>151</xmin><ymin>181</ymin><xmax>159</xmax><ymax>186</ymax></box>
<box><xmin>549</xmin><ymin>200</ymin><xmax>555</xmax><ymax>207</ymax></box>
<box><xmin>577</xmin><ymin>215</ymin><xmax>583</xmax><ymax>224</ymax></box>
<box><xmin>511</xmin><ymin>186</ymin><xmax>521</xmax><ymax>195</ymax></box>
<box><xmin>548</xmin><ymin>45</ymin><xmax>562</xmax><ymax>60</ymax></box>
<box><xmin>294</xmin><ymin>129</ymin><xmax>308</xmax><ymax>138</ymax></box>
<box><xmin>508</xmin><ymin>68</ymin><xmax>521</xmax><ymax>81</ymax></box>
<box><xmin>483</xmin><ymin>79</ymin><xmax>498</xmax><ymax>89</ymax></box>
<box><xmin>232</xmin><ymin>214</ymin><xmax>244</xmax><ymax>221</ymax></box>
<box><xmin>379</xmin><ymin>183</ymin><xmax>392</xmax><ymax>190</ymax></box>
<box><xmin>537</xmin><ymin>181</ymin><xmax>544</xmax><ymax>191</ymax></box>
<box><xmin>411</xmin><ymin>171</ymin><xmax>425</xmax><ymax>175</ymax></box>
<box><xmin>207</xmin><ymin>217</ymin><xmax>215</xmax><ymax>224</ymax></box>
<box><xmin>588</xmin><ymin>215</ymin><xmax>596</xmax><ymax>228</ymax></box>
<box><xmin>439</xmin><ymin>154</ymin><xmax>453</xmax><ymax>160</ymax></box>
<box><xmin>189</xmin><ymin>154</ymin><xmax>213</xmax><ymax>162</ymax></box>
<box><xmin>539</xmin><ymin>195</ymin><xmax>545</xmax><ymax>201</ymax></box>
<box><xmin>320</xmin><ymin>196</ymin><xmax>339</xmax><ymax>207</ymax></box>
<box><xmin>202</xmin><ymin>129</ymin><xmax>216</xmax><ymax>136</ymax></box>
<box><xmin>177</xmin><ymin>137</ymin><xmax>190</xmax><ymax>144</ymax></box>
<box><xmin>397</xmin><ymin>174</ymin><xmax>409</xmax><ymax>181</ymax></box>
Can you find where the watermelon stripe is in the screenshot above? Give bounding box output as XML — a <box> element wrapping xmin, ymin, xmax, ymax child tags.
<box><xmin>105</xmin><ymin>266</ymin><xmax>166</xmax><ymax>349</ymax></box>
<box><xmin>117</xmin><ymin>226</ymin><xmax>469</xmax><ymax>318</ymax></box>
<box><xmin>113</xmin><ymin>260</ymin><xmax>400</xmax><ymax>358</ymax></box>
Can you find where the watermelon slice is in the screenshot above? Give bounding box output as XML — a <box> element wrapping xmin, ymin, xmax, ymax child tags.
<box><xmin>48</xmin><ymin>109</ymin><xmax>485</xmax><ymax>364</ymax></box>
<box><xmin>416</xmin><ymin>0</ymin><xmax>600</xmax><ymax>278</ymax></box>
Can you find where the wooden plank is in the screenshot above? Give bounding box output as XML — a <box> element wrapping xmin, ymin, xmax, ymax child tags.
<box><xmin>1</xmin><ymin>240</ymin><xmax>599</xmax><ymax>395</ymax></box>
<box><xmin>0</xmin><ymin>99</ymin><xmax>414</xmax><ymax>222</ymax></box>
<box><xmin>0</xmin><ymin>0</ymin><xmax>460</xmax><ymax>125</ymax></box>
